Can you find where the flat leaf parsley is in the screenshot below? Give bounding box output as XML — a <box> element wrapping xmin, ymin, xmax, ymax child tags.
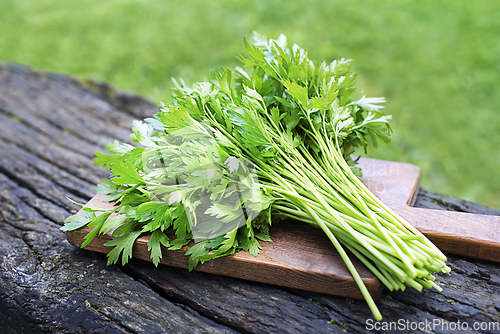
<box><xmin>63</xmin><ymin>33</ymin><xmax>450</xmax><ymax>321</ymax></box>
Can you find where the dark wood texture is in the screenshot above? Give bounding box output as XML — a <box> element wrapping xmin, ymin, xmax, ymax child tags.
<box><xmin>66</xmin><ymin>158</ymin><xmax>500</xmax><ymax>298</ymax></box>
<box><xmin>1</xmin><ymin>62</ymin><xmax>499</xmax><ymax>333</ymax></box>
<box><xmin>67</xmin><ymin>155</ymin><xmax>426</xmax><ymax>302</ymax></box>
<box><xmin>68</xmin><ymin>193</ymin><xmax>384</xmax><ymax>300</ymax></box>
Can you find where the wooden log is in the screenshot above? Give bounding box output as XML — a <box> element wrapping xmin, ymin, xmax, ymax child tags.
<box><xmin>0</xmin><ymin>62</ymin><xmax>499</xmax><ymax>333</ymax></box>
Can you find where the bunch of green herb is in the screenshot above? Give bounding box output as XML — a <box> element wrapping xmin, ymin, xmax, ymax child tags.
<box><xmin>63</xmin><ymin>33</ymin><xmax>450</xmax><ymax>320</ymax></box>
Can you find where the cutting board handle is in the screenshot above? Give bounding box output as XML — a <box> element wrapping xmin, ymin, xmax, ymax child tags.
<box><xmin>393</xmin><ymin>206</ymin><xmax>500</xmax><ymax>263</ymax></box>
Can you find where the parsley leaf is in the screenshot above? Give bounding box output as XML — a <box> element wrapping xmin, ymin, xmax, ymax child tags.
<box><xmin>62</xmin><ymin>33</ymin><xmax>449</xmax><ymax>322</ymax></box>
<box><xmin>104</xmin><ymin>230</ymin><xmax>143</xmax><ymax>266</ymax></box>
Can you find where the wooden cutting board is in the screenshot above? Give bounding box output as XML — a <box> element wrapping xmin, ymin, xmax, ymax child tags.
<box><xmin>66</xmin><ymin>158</ymin><xmax>500</xmax><ymax>300</ymax></box>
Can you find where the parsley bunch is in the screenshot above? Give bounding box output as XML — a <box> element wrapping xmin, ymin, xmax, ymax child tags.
<box><xmin>63</xmin><ymin>33</ymin><xmax>449</xmax><ymax>320</ymax></box>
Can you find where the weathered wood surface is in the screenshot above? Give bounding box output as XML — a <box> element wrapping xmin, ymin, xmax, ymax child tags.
<box><xmin>67</xmin><ymin>196</ymin><xmax>383</xmax><ymax>301</ymax></box>
<box><xmin>66</xmin><ymin>160</ymin><xmax>500</xmax><ymax>292</ymax></box>
<box><xmin>0</xmin><ymin>62</ymin><xmax>499</xmax><ymax>333</ymax></box>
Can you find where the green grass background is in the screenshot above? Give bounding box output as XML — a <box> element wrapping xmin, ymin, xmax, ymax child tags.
<box><xmin>1</xmin><ymin>0</ymin><xmax>499</xmax><ymax>209</ymax></box>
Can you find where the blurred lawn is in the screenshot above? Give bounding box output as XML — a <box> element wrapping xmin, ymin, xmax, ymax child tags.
<box><xmin>1</xmin><ymin>0</ymin><xmax>499</xmax><ymax>209</ymax></box>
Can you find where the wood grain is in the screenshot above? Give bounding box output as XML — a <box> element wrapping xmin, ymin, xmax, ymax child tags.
<box><xmin>357</xmin><ymin>157</ymin><xmax>421</xmax><ymax>207</ymax></box>
<box><xmin>358</xmin><ymin>158</ymin><xmax>500</xmax><ymax>263</ymax></box>
<box><xmin>3</xmin><ymin>63</ymin><xmax>500</xmax><ymax>332</ymax></box>
<box><xmin>67</xmin><ymin>194</ymin><xmax>383</xmax><ymax>300</ymax></box>
<box><xmin>394</xmin><ymin>206</ymin><xmax>500</xmax><ymax>263</ymax></box>
<box><xmin>67</xmin><ymin>157</ymin><xmax>422</xmax><ymax>300</ymax></box>
<box><xmin>66</xmin><ymin>156</ymin><xmax>500</xmax><ymax>301</ymax></box>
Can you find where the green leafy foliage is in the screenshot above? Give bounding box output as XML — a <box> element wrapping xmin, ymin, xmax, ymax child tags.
<box><xmin>148</xmin><ymin>230</ymin><xmax>171</xmax><ymax>266</ymax></box>
<box><xmin>104</xmin><ymin>230</ymin><xmax>143</xmax><ymax>266</ymax></box>
<box><xmin>62</xmin><ymin>34</ymin><xmax>449</xmax><ymax>321</ymax></box>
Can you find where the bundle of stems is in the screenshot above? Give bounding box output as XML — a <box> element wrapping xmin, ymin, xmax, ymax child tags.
<box><xmin>186</xmin><ymin>34</ymin><xmax>450</xmax><ymax>320</ymax></box>
<box><xmin>63</xmin><ymin>33</ymin><xmax>450</xmax><ymax>321</ymax></box>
